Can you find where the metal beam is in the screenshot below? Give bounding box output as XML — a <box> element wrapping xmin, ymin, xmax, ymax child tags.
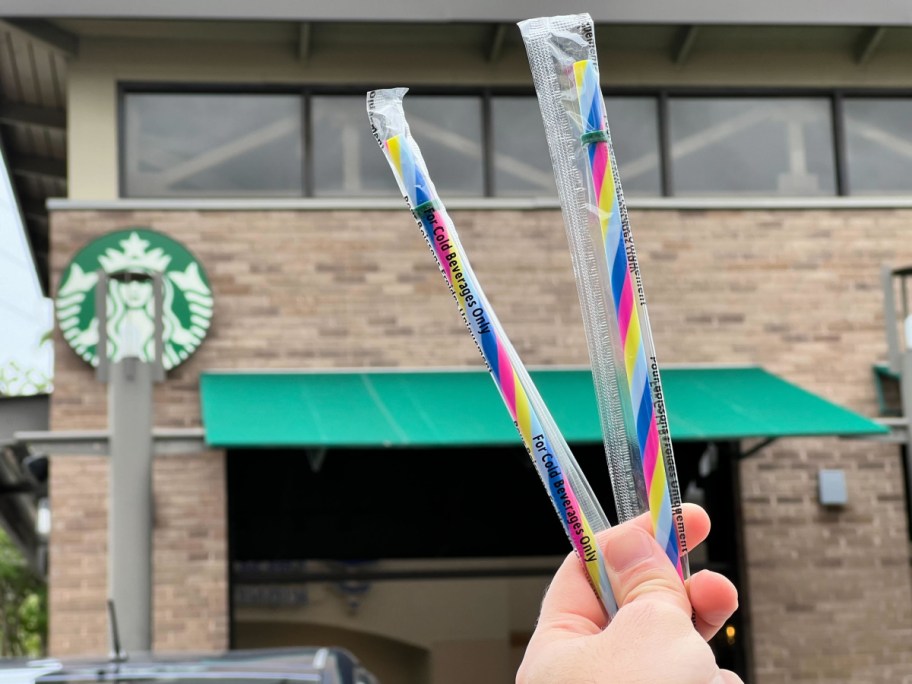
<box><xmin>297</xmin><ymin>22</ymin><xmax>311</xmax><ymax>62</ymax></box>
<box><xmin>15</xmin><ymin>431</ymin><xmax>109</xmax><ymax>456</ymax></box>
<box><xmin>234</xmin><ymin>559</ymin><xmax>742</xmax><ymax>584</ymax></box>
<box><xmin>0</xmin><ymin>102</ymin><xmax>66</xmax><ymax>131</ymax></box>
<box><xmin>487</xmin><ymin>23</ymin><xmax>508</xmax><ymax>63</ymax></box>
<box><xmin>846</xmin><ymin>417</ymin><xmax>909</xmax><ymax>443</ymax></box>
<box><xmin>21</xmin><ymin>198</ymin><xmax>47</xmax><ymax>221</ymax></box>
<box><xmin>740</xmin><ymin>437</ymin><xmax>777</xmax><ymax>458</ymax></box>
<box><xmin>0</xmin><ymin>483</ymin><xmax>36</xmax><ymax>496</ymax></box>
<box><xmin>10</xmin><ymin>155</ymin><xmax>66</xmax><ymax>181</ymax></box>
<box><xmin>24</xmin><ymin>223</ymin><xmax>48</xmax><ymax>255</ymax></box>
<box><xmin>0</xmin><ymin>19</ymin><xmax>78</xmax><ymax>57</ymax></box>
<box><xmin>883</xmin><ymin>265</ymin><xmax>902</xmax><ymax>374</ymax></box>
<box><xmin>672</xmin><ymin>25</ymin><xmax>700</xmax><ymax>66</ymax></box>
<box><xmin>855</xmin><ymin>26</ymin><xmax>887</xmax><ymax>65</ymax></box>
<box><xmin>236</xmin><ymin>565</ymin><xmax>563</xmax><ymax>584</ymax></box>
<box><xmin>13</xmin><ymin>427</ymin><xmax>207</xmax><ymax>456</ymax></box>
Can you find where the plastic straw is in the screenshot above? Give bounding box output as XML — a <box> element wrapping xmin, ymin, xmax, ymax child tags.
<box><xmin>367</xmin><ymin>88</ymin><xmax>618</xmax><ymax>617</ymax></box>
<box><xmin>519</xmin><ymin>14</ymin><xmax>689</xmax><ymax>581</ymax></box>
<box><xmin>573</xmin><ymin>59</ymin><xmax>686</xmax><ymax>579</ymax></box>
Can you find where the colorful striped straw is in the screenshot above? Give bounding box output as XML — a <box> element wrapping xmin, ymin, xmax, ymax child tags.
<box><xmin>572</xmin><ymin>60</ymin><xmax>688</xmax><ymax>580</ymax></box>
<box><xmin>369</xmin><ymin>90</ymin><xmax>618</xmax><ymax>616</ymax></box>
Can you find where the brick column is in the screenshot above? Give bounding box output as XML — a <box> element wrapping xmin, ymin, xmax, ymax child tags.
<box><xmin>48</xmin><ymin>456</ymin><xmax>108</xmax><ymax>656</ymax></box>
<box><xmin>152</xmin><ymin>450</ymin><xmax>228</xmax><ymax>652</ymax></box>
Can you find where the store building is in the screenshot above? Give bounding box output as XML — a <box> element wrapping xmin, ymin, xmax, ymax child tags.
<box><xmin>1</xmin><ymin>2</ymin><xmax>912</xmax><ymax>682</ymax></box>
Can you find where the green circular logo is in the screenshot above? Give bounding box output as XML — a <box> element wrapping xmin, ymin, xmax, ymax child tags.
<box><xmin>56</xmin><ymin>228</ymin><xmax>213</xmax><ymax>370</ymax></box>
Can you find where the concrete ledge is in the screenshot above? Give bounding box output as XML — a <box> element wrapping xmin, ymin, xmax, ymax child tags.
<box><xmin>47</xmin><ymin>196</ymin><xmax>912</xmax><ymax>212</ymax></box>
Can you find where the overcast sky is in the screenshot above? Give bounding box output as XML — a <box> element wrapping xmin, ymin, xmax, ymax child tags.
<box><xmin>0</xmin><ymin>144</ymin><xmax>53</xmax><ymax>395</ymax></box>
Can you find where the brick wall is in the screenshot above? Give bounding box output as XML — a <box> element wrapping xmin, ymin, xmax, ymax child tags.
<box><xmin>152</xmin><ymin>451</ymin><xmax>228</xmax><ymax>652</ymax></box>
<box><xmin>742</xmin><ymin>439</ymin><xmax>912</xmax><ymax>682</ymax></box>
<box><xmin>49</xmin><ymin>208</ymin><xmax>912</xmax><ymax>679</ymax></box>
<box><xmin>48</xmin><ymin>450</ymin><xmax>227</xmax><ymax>656</ymax></box>
<box><xmin>48</xmin><ymin>456</ymin><xmax>107</xmax><ymax>655</ymax></box>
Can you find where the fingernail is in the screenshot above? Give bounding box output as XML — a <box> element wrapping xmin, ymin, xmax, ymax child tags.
<box><xmin>702</xmin><ymin>609</ymin><xmax>734</xmax><ymax>626</ymax></box>
<box><xmin>607</xmin><ymin>527</ymin><xmax>655</xmax><ymax>571</ymax></box>
<box><xmin>709</xmin><ymin>674</ymin><xmax>728</xmax><ymax>684</ymax></box>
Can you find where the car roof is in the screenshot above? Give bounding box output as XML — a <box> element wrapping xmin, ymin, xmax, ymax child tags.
<box><xmin>0</xmin><ymin>648</ymin><xmax>361</xmax><ymax>683</ymax></box>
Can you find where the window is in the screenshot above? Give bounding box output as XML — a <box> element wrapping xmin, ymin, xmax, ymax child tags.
<box><xmin>123</xmin><ymin>91</ymin><xmax>486</xmax><ymax>199</ymax></box>
<box><xmin>404</xmin><ymin>96</ymin><xmax>484</xmax><ymax>196</ymax></box>
<box><xmin>121</xmin><ymin>88</ymin><xmax>912</xmax><ymax>200</ymax></box>
<box><xmin>844</xmin><ymin>98</ymin><xmax>912</xmax><ymax>195</ymax></box>
<box><xmin>490</xmin><ymin>96</ymin><xmax>555</xmax><ymax>197</ymax></box>
<box><xmin>489</xmin><ymin>96</ymin><xmax>661</xmax><ymax>198</ymax></box>
<box><xmin>311</xmin><ymin>95</ymin><xmax>397</xmax><ymax>197</ymax></box>
<box><xmin>668</xmin><ymin>97</ymin><xmax>836</xmax><ymax>196</ymax></box>
<box><xmin>605</xmin><ymin>97</ymin><xmax>662</xmax><ymax>196</ymax></box>
<box><xmin>312</xmin><ymin>95</ymin><xmax>485</xmax><ymax>198</ymax></box>
<box><xmin>123</xmin><ymin>93</ymin><xmax>303</xmax><ymax>197</ymax></box>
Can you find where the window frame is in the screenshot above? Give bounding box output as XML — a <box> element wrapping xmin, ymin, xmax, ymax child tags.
<box><xmin>120</xmin><ymin>83</ymin><xmax>505</xmax><ymax>200</ymax></box>
<box><xmin>663</xmin><ymin>93</ymin><xmax>841</xmax><ymax>198</ymax></box>
<box><xmin>835</xmin><ymin>91</ymin><xmax>912</xmax><ymax>196</ymax></box>
<box><xmin>118</xmin><ymin>83</ymin><xmax>912</xmax><ymax>200</ymax></box>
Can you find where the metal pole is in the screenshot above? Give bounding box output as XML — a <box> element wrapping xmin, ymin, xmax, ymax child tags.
<box><xmin>108</xmin><ymin>357</ymin><xmax>154</xmax><ymax>653</ymax></box>
<box><xmin>97</xmin><ymin>269</ymin><xmax>160</xmax><ymax>654</ymax></box>
<box><xmin>899</xmin><ymin>350</ymin><xmax>912</xmax><ymax>541</ymax></box>
<box><xmin>883</xmin><ymin>265</ymin><xmax>901</xmax><ymax>375</ymax></box>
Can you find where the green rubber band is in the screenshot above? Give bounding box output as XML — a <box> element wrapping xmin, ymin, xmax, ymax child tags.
<box><xmin>414</xmin><ymin>199</ymin><xmax>437</xmax><ymax>214</ymax></box>
<box><xmin>581</xmin><ymin>130</ymin><xmax>610</xmax><ymax>145</ymax></box>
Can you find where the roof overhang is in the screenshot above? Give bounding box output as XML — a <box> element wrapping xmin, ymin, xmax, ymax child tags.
<box><xmin>3</xmin><ymin>0</ymin><xmax>912</xmax><ymax>26</ymax></box>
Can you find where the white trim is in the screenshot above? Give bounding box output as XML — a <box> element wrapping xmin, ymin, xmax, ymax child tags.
<box><xmin>627</xmin><ymin>196</ymin><xmax>912</xmax><ymax>210</ymax></box>
<box><xmin>47</xmin><ymin>196</ymin><xmax>912</xmax><ymax>212</ymax></box>
<box><xmin>48</xmin><ymin>197</ymin><xmax>559</xmax><ymax>211</ymax></box>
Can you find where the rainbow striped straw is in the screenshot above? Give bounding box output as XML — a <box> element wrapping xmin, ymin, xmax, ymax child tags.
<box><xmin>572</xmin><ymin>60</ymin><xmax>688</xmax><ymax>580</ymax></box>
<box><xmin>368</xmin><ymin>89</ymin><xmax>618</xmax><ymax>617</ymax></box>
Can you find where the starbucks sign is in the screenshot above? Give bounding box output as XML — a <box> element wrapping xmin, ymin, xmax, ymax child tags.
<box><xmin>56</xmin><ymin>228</ymin><xmax>213</xmax><ymax>370</ymax></box>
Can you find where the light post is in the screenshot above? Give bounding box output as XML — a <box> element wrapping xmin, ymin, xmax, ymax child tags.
<box><xmin>95</xmin><ymin>269</ymin><xmax>165</xmax><ymax>653</ymax></box>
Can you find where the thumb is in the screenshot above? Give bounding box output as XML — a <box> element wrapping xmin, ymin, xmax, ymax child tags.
<box><xmin>603</xmin><ymin>523</ymin><xmax>692</xmax><ymax>618</ymax></box>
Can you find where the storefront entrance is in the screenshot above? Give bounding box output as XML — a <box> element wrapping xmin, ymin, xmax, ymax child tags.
<box><xmin>226</xmin><ymin>440</ymin><xmax>748</xmax><ymax>681</ymax></box>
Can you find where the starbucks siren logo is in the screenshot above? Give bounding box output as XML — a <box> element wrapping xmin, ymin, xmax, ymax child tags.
<box><xmin>56</xmin><ymin>228</ymin><xmax>213</xmax><ymax>370</ymax></box>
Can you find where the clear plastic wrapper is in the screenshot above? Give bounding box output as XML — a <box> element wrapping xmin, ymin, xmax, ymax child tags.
<box><xmin>367</xmin><ymin>87</ymin><xmax>618</xmax><ymax>615</ymax></box>
<box><xmin>520</xmin><ymin>14</ymin><xmax>689</xmax><ymax>579</ymax></box>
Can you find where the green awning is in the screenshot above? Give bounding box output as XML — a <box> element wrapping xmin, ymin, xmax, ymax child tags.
<box><xmin>200</xmin><ymin>366</ymin><xmax>885</xmax><ymax>448</ymax></box>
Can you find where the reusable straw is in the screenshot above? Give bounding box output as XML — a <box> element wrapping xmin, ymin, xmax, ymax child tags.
<box><xmin>519</xmin><ymin>14</ymin><xmax>689</xmax><ymax>581</ymax></box>
<box><xmin>573</xmin><ymin>59</ymin><xmax>685</xmax><ymax>579</ymax></box>
<box><xmin>367</xmin><ymin>88</ymin><xmax>618</xmax><ymax>617</ymax></box>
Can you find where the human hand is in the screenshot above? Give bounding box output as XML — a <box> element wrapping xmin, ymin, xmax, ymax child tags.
<box><xmin>517</xmin><ymin>504</ymin><xmax>743</xmax><ymax>684</ymax></box>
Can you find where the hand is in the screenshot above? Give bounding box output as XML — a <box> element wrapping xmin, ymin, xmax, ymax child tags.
<box><xmin>517</xmin><ymin>504</ymin><xmax>743</xmax><ymax>684</ymax></box>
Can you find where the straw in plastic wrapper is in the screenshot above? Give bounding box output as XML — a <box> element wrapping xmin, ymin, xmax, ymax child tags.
<box><xmin>367</xmin><ymin>87</ymin><xmax>619</xmax><ymax>616</ymax></box>
<box><xmin>519</xmin><ymin>14</ymin><xmax>689</xmax><ymax>580</ymax></box>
